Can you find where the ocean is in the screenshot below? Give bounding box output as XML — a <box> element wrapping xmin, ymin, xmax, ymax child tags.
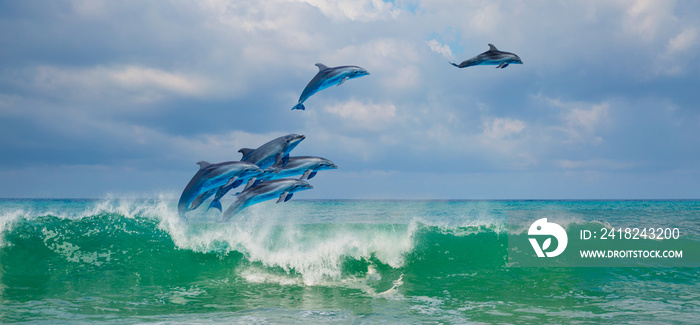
<box><xmin>1</xmin><ymin>198</ymin><xmax>698</xmax><ymax>324</ymax></box>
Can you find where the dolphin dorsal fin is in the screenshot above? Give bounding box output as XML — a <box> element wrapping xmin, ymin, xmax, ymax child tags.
<box><xmin>488</xmin><ymin>44</ymin><xmax>498</xmax><ymax>51</ymax></box>
<box><xmin>196</xmin><ymin>161</ymin><xmax>212</xmax><ymax>170</ymax></box>
<box><xmin>315</xmin><ymin>63</ymin><xmax>329</xmax><ymax>71</ymax></box>
<box><xmin>238</xmin><ymin>148</ymin><xmax>255</xmax><ymax>160</ymax></box>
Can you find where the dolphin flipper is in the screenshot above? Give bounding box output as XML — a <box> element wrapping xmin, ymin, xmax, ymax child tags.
<box><xmin>300</xmin><ymin>170</ymin><xmax>312</xmax><ymax>180</ymax></box>
<box><xmin>276</xmin><ymin>191</ymin><xmax>289</xmax><ymax>203</ymax></box>
<box><xmin>337</xmin><ymin>76</ymin><xmax>348</xmax><ymax>86</ymax></box>
<box><xmin>284</xmin><ymin>193</ymin><xmax>293</xmax><ymax>202</ymax></box>
<box><xmin>244</xmin><ymin>177</ymin><xmax>258</xmax><ymax>190</ymax></box>
<box><xmin>307</xmin><ymin>171</ymin><xmax>317</xmax><ymax>180</ymax></box>
<box><xmin>496</xmin><ymin>62</ymin><xmax>509</xmax><ymax>69</ymax></box>
<box><xmin>223</xmin><ymin>176</ymin><xmax>238</xmax><ymax>188</ymax></box>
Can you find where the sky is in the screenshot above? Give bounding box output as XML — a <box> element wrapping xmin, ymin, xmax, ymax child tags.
<box><xmin>0</xmin><ymin>0</ymin><xmax>699</xmax><ymax>199</ymax></box>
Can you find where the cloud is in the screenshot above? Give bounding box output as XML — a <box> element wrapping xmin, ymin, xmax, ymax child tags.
<box><xmin>426</xmin><ymin>39</ymin><xmax>454</xmax><ymax>60</ymax></box>
<box><xmin>482</xmin><ymin>117</ymin><xmax>526</xmax><ymax>140</ymax></box>
<box><xmin>296</xmin><ymin>0</ymin><xmax>401</xmax><ymax>21</ymax></box>
<box><xmin>535</xmin><ymin>95</ymin><xmax>611</xmax><ymax>144</ymax></box>
<box><xmin>27</xmin><ymin>65</ymin><xmax>210</xmax><ymax>103</ymax></box>
<box><xmin>623</xmin><ymin>0</ymin><xmax>677</xmax><ymax>41</ymax></box>
<box><xmin>666</xmin><ymin>27</ymin><xmax>698</xmax><ymax>54</ymax></box>
<box><xmin>324</xmin><ymin>99</ymin><xmax>397</xmax><ymax>131</ymax></box>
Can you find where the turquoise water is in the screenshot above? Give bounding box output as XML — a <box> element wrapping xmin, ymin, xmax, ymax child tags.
<box><xmin>1</xmin><ymin>199</ymin><xmax>699</xmax><ymax>324</ymax></box>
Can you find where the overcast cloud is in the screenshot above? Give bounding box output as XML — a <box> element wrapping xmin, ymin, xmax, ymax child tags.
<box><xmin>0</xmin><ymin>0</ymin><xmax>698</xmax><ymax>199</ymax></box>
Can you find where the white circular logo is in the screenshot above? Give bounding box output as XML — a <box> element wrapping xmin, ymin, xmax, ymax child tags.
<box><xmin>528</xmin><ymin>218</ymin><xmax>568</xmax><ymax>257</ymax></box>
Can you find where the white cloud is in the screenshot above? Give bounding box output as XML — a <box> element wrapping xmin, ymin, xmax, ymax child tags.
<box><xmin>108</xmin><ymin>66</ymin><xmax>206</xmax><ymax>96</ymax></box>
<box><xmin>536</xmin><ymin>95</ymin><xmax>611</xmax><ymax>144</ymax></box>
<box><xmin>31</xmin><ymin>65</ymin><xmax>210</xmax><ymax>103</ymax></box>
<box><xmin>565</xmin><ymin>103</ymin><xmax>610</xmax><ymax>134</ymax></box>
<box><xmin>426</xmin><ymin>39</ymin><xmax>454</xmax><ymax>60</ymax></box>
<box><xmin>482</xmin><ymin>117</ymin><xmax>526</xmax><ymax>140</ymax></box>
<box><xmin>666</xmin><ymin>27</ymin><xmax>698</xmax><ymax>54</ymax></box>
<box><xmin>296</xmin><ymin>0</ymin><xmax>400</xmax><ymax>21</ymax></box>
<box><xmin>622</xmin><ymin>0</ymin><xmax>677</xmax><ymax>41</ymax></box>
<box><xmin>324</xmin><ymin>99</ymin><xmax>397</xmax><ymax>131</ymax></box>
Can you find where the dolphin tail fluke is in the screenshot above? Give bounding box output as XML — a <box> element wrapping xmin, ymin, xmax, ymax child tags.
<box><xmin>449</xmin><ymin>62</ymin><xmax>460</xmax><ymax>68</ymax></box>
<box><xmin>292</xmin><ymin>103</ymin><xmax>306</xmax><ymax>111</ymax></box>
<box><xmin>208</xmin><ymin>200</ymin><xmax>223</xmax><ymax>212</ymax></box>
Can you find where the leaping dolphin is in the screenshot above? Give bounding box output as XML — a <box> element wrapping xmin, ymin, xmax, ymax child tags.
<box><xmin>292</xmin><ymin>63</ymin><xmax>370</xmax><ymax>111</ymax></box>
<box><xmin>260</xmin><ymin>156</ymin><xmax>338</xmax><ymax>182</ymax></box>
<box><xmin>239</xmin><ymin>134</ymin><xmax>306</xmax><ymax>170</ymax></box>
<box><xmin>450</xmin><ymin>44</ymin><xmax>523</xmax><ymax>69</ymax></box>
<box><xmin>222</xmin><ymin>179</ymin><xmax>314</xmax><ymax>219</ymax></box>
<box><xmin>177</xmin><ymin>161</ymin><xmax>263</xmax><ymax>216</ymax></box>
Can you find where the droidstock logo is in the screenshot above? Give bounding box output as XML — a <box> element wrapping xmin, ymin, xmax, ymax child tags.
<box><xmin>528</xmin><ymin>218</ymin><xmax>568</xmax><ymax>257</ymax></box>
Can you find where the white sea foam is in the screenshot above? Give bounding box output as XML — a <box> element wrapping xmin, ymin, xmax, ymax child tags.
<box><xmin>0</xmin><ymin>208</ymin><xmax>24</xmax><ymax>247</ymax></box>
<box><xmin>159</xmin><ymin>201</ymin><xmax>419</xmax><ymax>285</ymax></box>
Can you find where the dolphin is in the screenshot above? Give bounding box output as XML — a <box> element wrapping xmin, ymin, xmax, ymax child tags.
<box><xmin>259</xmin><ymin>156</ymin><xmax>338</xmax><ymax>182</ymax></box>
<box><xmin>238</xmin><ymin>134</ymin><xmax>306</xmax><ymax>170</ymax></box>
<box><xmin>177</xmin><ymin>161</ymin><xmax>263</xmax><ymax>216</ymax></box>
<box><xmin>450</xmin><ymin>44</ymin><xmax>523</xmax><ymax>69</ymax></box>
<box><xmin>292</xmin><ymin>63</ymin><xmax>370</xmax><ymax>111</ymax></box>
<box><xmin>222</xmin><ymin>179</ymin><xmax>314</xmax><ymax>219</ymax></box>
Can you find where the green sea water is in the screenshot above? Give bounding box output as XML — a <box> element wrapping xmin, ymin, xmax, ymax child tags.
<box><xmin>1</xmin><ymin>199</ymin><xmax>699</xmax><ymax>324</ymax></box>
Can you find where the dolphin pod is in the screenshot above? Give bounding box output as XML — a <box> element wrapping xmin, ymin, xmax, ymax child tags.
<box><xmin>179</xmin><ymin>134</ymin><xmax>337</xmax><ymax>218</ymax></box>
<box><xmin>292</xmin><ymin>63</ymin><xmax>370</xmax><ymax>111</ymax></box>
<box><xmin>450</xmin><ymin>44</ymin><xmax>523</xmax><ymax>69</ymax></box>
